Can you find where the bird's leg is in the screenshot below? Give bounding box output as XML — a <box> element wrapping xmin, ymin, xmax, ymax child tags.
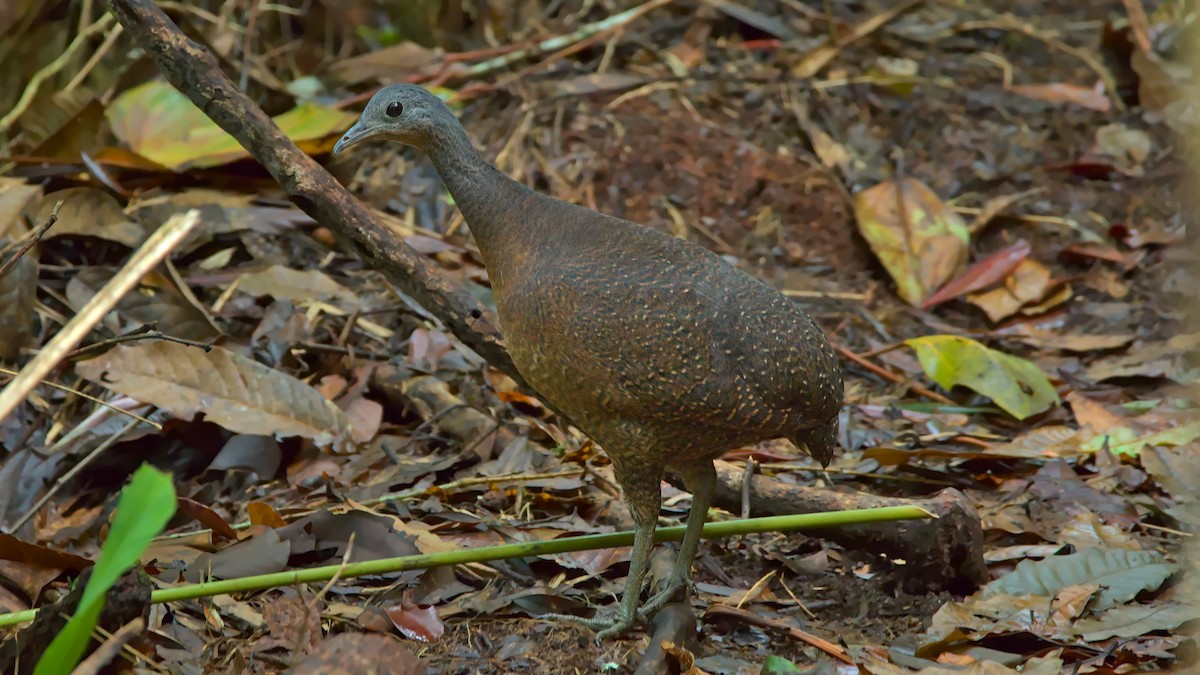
<box><xmin>541</xmin><ymin>461</ymin><xmax>663</xmax><ymax>639</ymax></box>
<box><xmin>639</xmin><ymin>460</ymin><xmax>715</xmax><ymax>619</ymax></box>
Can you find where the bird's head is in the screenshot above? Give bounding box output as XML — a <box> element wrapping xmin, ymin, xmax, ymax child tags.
<box><xmin>332</xmin><ymin>84</ymin><xmax>449</xmax><ymax>155</ymax></box>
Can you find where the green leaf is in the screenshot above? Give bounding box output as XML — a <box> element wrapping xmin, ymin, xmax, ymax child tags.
<box><xmin>34</xmin><ymin>465</ymin><xmax>177</xmax><ymax>675</ymax></box>
<box><xmin>981</xmin><ymin>547</ymin><xmax>1174</xmax><ymax>611</ymax></box>
<box><xmin>760</xmin><ymin>655</ymin><xmax>803</xmax><ymax>673</ymax></box>
<box><xmin>106</xmin><ymin>81</ymin><xmax>356</xmax><ymax>171</ymax></box>
<box><xmin>905</xmin><ymin>335</ymin><xmax>1060</xmax><ymax>419</ymax></box>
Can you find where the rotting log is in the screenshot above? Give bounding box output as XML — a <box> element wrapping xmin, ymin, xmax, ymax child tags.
<box><xmin>104</xmin><ymin>0</ymin><xmax>525</xmax><ymax>389</ymax></box>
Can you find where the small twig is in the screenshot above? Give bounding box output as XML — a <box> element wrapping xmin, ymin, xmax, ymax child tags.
<box><xmin>835</xmin><ymin>344</ymin><xmax>956</xmax><ymax>405</ymax></box>
<box><xmin>0</xmin><ymin>200</ymin><xmax>61</xmax><ymax>279</ymax></box>
<box><xmin>0</xmin><ymin>13</ymin><xmax>115</xmax><ymax>132</ymax></box>
<box><xmin>153</xmin><ymin>468</ymin><xmax>588</xmax><ymax>542</ymax></box>
<box><xmin>781</xmin><ymin>289</ymin><xmax>867</xmax><ymax>301</ymax></box>
<box><xmin>1121</xmin><ymin>0</ymin><xmax>1153</xmax><ymax>55</ymax></box>
<box><xmin>0</xmin><ymin>366</ymin><xmax>160</xmax><ymax>430</ymax></box>
<box><xmin>956</xmin><ymin>12</ymin><xmax>1124</xmax><ymax>111</ymax></box>
<box><xmin>64</xmin><ymin>22</ymin><xmax>125</xmax><ymax>93</ymax></box>
<box><xmin>455</xmin><ymin>0</ymin><xmax>675</xmax><ymax>85</ymax></box>
<box><xmin>71</xmin><ymin>618</ymin><xmax>146</xmax><ymax>675</ymax></box>
<box><xmin>0</xmin><ymin>210</ymin><xmax>201</xmax><ymax>423</ymax></box>
<box><xmin>67</xmin><ymin>327</ymin><xmax>214</xmax><ymax>361</ymax></box>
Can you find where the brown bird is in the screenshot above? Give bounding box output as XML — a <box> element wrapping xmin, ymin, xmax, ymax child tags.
<box><xmin>334</xmin><ymin>85</ymin><xmax>843</xmax><ymax>639</ymax></box>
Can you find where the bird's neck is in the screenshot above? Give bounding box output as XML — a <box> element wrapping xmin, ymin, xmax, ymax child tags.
<box><xmin>425</xmin><ymin>122</ymin><xmax>541</xmax><ymax>273</ymax></box>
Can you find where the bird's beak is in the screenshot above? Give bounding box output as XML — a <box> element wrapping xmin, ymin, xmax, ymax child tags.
<box><xmin>332</xmin><ymin>120</ymin><xmax>371</xmax><ymax>155</ymax></box>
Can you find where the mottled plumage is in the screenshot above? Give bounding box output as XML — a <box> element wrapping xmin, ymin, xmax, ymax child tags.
<box><xmin>334</xmin><ymin>85</ymin><xmax>843</xmax><ymax>639</ymax></box>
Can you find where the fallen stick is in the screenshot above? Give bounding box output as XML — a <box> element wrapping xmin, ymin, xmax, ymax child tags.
<box><xmin>670</xmin><ymin>460</ymin><xmax>987</xmax><ymax>594</ymax></box>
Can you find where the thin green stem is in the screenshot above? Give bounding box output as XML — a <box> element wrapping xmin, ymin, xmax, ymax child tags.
<box><xmin>0</xmin><ymin>505</ymin><xmax>931</xmax><ymax>629</ymax></box>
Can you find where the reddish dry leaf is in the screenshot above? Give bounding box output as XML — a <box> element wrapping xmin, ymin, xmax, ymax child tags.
<box><xmin>0</xmin><ymin>532</ymin><xmax>93</xmax><ymax>571</ymax></box>
<box><xmin>384</xmin><ymin>592</ymin><xmax>445</xmax><ymax>643</ymax></box>
<box><xmin>1006</xmin><ymin>81</ymin><xmax>1111</xmax><ymax>111</ymax></box>
<box><xmin>407</xmin><ymin>327</ymin><xmax>455</xmax><ymax>368</ymax></box>
<box><xmin>176</xmin><ymin>496</ymin><xmax>238</xmax><ymax>542</ymax></box>
<box><xmin>922</xmin><ymin>239</ymin><xmax>1032</xmax><ymax>308</ymax></box>
<box><xmin>75</xmin><ymin>341</ymin><xmax>355</xmax><ymax>449</ymax></box>
<box><xmin>1059</xmin><ymin>241</ymin><xmax>1144</xmax><ymax>269</ymax></box>
<box><xmin>345</xmin><ymin>398</ymin><xmax>383</xmax><ymax>443</ymax></box>
<box><xmin>967</xmin><ymin>259</ymin><xmax>1066</xmax><ymax>322</ymax></box>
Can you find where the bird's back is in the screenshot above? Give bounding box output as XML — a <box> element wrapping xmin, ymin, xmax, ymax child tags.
<box><xmin>493</xmin><ymin>200</ymin><xmax>842</xmax><ymax>458</ymax></box>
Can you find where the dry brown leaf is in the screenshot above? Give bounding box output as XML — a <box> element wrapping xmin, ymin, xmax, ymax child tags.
<box><xmin>33</xmin><ymin>187</ymin><xmax>144</xmax><ymax>247</ymax></box>
<box><xmin>75</xmin><ymin>341</ymin><xmax>354</xmax><ymax>448</ymax></box>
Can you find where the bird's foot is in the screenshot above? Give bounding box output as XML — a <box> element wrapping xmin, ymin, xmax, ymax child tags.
<box><xmin>638</xmin><ymin>576</ymin><xmax>695</xmax><ymax>620</ymax></box>
<box><xmin>539</xmin><ymin>611</ymin><xmax>638</xmax><ymax>641</ymax></box>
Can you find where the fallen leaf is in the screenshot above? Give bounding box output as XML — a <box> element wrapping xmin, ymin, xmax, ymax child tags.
<box><xmin>906</xmin><ymin>335</ymin><xmax>1060</xmax><ymax>419</ymax></box>
<box><xmin>107</xmin><ymin>80</ymin><xmax>356</xmax><ymax>171</ymax></box>
<box><xmin>854</xmin><ymin>178</ymin><xmax>970</xmax><ymax>305</ymax></box>
<box><xmin>922</xmin><ymin>240</ymin><xmax>1031</xmax><ymax>309</ymax></box>
<box><xmin>981</xmin><ymin>547</ymin><xmax>1174</xmax><ymax>611</ymax></box>
<box><xmin>75</xmin><ymin>341</ymin><xmax>355</xmax><ymax>448</ymax></box>
<box><xmin>238</xmin><ymin>265</ymin><xmax>358</xmax><ymax>307</ymax></box>
<box><xmin>33</xmin><ymin>188</ymin><xmax>144</xmax><ymax>247</ymax></box>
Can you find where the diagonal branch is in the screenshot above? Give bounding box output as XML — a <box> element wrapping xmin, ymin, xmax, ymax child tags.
<box><xmin>104</xmin><ymin>0</ymin><xmax>526</xmax><ymax>388</ymax></box>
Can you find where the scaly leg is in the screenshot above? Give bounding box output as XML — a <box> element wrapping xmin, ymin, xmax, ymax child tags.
<box><xmin>541</xmin><ymin>459</ymin><xmax>663</xmax><ymax>639</ymax></box>
<box><xmin>639</xmin><ymin>460</ymin><xmax>715</xmax><ymax>619</ymax></box>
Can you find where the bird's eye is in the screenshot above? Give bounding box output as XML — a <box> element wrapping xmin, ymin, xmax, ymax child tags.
<box><xmin>385</xmin><ymin>101</ymin><xmax>403</xmax><ymax>118</ymax></box>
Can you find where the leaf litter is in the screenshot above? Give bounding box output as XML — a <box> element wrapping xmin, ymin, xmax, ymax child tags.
<box><xmin>0</xmin><ymin>0</ymin><xmax>1195</xmax><ymax>673</ymax></box>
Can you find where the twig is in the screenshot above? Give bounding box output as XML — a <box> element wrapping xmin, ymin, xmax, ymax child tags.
<box><xmin>67</xmin><ymin>326</ymin><xmax>214</xmax><ymax>361</ymax></box>
<box><xmin>70</xmin><ymin>618</ymin><xmax>146</xmax><ymax>675</ymax></box>
<box><xmin>956</xmin><ymin>12</ymin><xmax>1124</xmax><ymax>111</ymax></box>
<box><xmin>0</xmin><ymin>366</ymin><xmax>161</xmax><ymax>430</ymax></box>
<box><xmin>835</xmin><ymin>344</ymin><xmax>956</xmax><ymax>405</ymax></box>
<box><xmin>0</xmin><ymin>13</ymin><xmax>115</xmax><ymax>132</ymax></box>
<box><xmin>0</xmin><ymin>210</ymin><xmax>201</xmax><ymax>424</ymax></box>
<box><xmin>0</xmin><ymin>200</ymin><xmax>61</xmax><ymax>279</ymax></box>
<box><xmin>154</xmin><ymin>468</ymin><xmax>588</xmax><ymax>542</ymax></box>
<box><xmin>781</xmin><ymin>289</ymin><xmax>866</xmax><ymax>301</ymax></box>
<box><xmin>64</xmin><ymin>22</ymin><xmax>125</xmax><ymax>93</ymax></box>
<box><xmin>1121</xmin><ymin>0</ymin><xmax>1153</xmax><ymax>55</ymax></box>
<box><xmin>456</xmin><ymin>0</ymin><xmax>675</xmax><ymax>83</ymax></box>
